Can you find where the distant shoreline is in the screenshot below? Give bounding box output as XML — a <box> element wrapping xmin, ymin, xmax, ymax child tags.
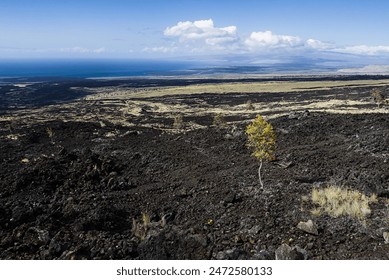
<box><xmin>2</xmin><ymin>73</ymin><xmax>389</xmax><ymax>84</ymax></box>
<box><xmin>85</xmin><ymin>73</ymin><xmax>389</xmax><ymax>81</ymax></box>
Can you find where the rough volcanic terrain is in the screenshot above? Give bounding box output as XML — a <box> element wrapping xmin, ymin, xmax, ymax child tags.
<box><xmin>0</xmin><ymin>77</ymin><xmax>389</xmax><ymax>259</ymax></box>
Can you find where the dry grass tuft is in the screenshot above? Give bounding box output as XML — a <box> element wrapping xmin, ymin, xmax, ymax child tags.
<box><xmin>310</xmin><ymin>186</ymin><xmax>377</xmax><ymax>220</ymax></box>
<box><xmin>173</xmin><ymin>114</ymin><xmax>184</xmax><ymax>129</ymax></box>
<box><xmin>46</xmin><ymin>127</ymin><xmax>54</xmax><ymax>139</ymax></box>
<box><xmin>246</xmin><ymin>100</ymin><xmax>255</xmax><ymax>110</ymax></box>
<box><xmin>212</xmin><ymin>113</ymin><xmax>227</xmax><ymax>128</ymax></box>
<box><xmin>132</xmin><ymin>212</ymin><xmax>151</xmax><ymax>240</ymax></box>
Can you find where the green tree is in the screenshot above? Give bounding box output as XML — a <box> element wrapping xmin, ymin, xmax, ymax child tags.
<box><xmin>246</xmin><ymin>115</ymin><xmax>276</xmax><ymax>189</ymax></box>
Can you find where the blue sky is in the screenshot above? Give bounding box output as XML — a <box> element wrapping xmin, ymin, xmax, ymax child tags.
<box><xmin>1</xmin><ymin>0</ymin><xmax>389</xmax><ymax>71</ymax></box>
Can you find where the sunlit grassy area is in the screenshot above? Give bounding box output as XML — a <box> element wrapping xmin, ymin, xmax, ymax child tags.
<box><xmin>85</xmin><ymin>79</ymin><xmax>389</xmax><ymax>99</ymax></box>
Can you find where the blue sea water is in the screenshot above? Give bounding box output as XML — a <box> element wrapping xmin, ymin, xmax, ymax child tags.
<box><xmin>0</xmin><ymin>59</ymin><xmax>340</xmax><ymax>79</ymax></box>
<box><xmin>0</xmin><ymin>59</ymin><xmax>200</xmax><ymax>78</ymax></box>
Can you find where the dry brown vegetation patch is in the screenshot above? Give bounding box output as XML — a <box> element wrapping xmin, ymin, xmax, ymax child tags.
<box><xmin>310</xmin><ymin>186</ymin><xmax>378</xmax><ymax>221</ymax></box>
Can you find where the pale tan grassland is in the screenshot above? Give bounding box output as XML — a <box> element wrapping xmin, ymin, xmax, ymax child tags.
<box><xmin>84</xmin><ymin>79</ymin><xmax>389</xmax><ymax>99</ymax></box>
<box><xmin>1</xmin><ymin>79</ymin><xmax>389</xmax><ymax>131</ymax></box>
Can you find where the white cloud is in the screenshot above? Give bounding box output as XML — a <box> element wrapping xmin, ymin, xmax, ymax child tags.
<box><xmin>151</xmin><ymin>18</ymin><xmax>389</xmax><ymax>60</ymax></box>
<box><xmin>163</xmin><ymin>20</ymin><xmax>324</xmax><ymax>53</ymax></box>
<box><xmin>59</xmin><ymin>47</ymin><xmax>106</xmax><ymax>53</ymax></box>
<box><xmin>142</xmin><ymin>46</ymin><xmax>177</xmax><ymax>53</ymax></box>
<box><xmin>164</xmin><ymin>19</ymin><xmax>238</xmax><ymax>50</ymax></box>
<box><xmin>93</xmin><ymin>47</ymin><xmax>106</xmax><ymax>53</ymax></box>
<box><xmin>244</xmin><ymin>31</ymin><xmax>302</xmax><ymax>49</ymax></box>
<box><xmin>305</xmin><ymin>39</ymin><xmax>333</xmax><ymax>50</ymax></box>
<box><xmin>338</xmin><ymin>65</ymin><xmax>389</xmax><ymax>73</ymax></box>
<box><xmin>0</xmin><ymin>47</ymin><xmax>47</xmax><ymax>53</ymax></box>
<box><xmin>332</xmin><ymin>45</ymin><xmax>389</xmax><ymax>55</ymax></box>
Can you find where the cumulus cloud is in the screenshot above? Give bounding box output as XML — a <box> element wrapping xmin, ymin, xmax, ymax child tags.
<box><xmin>244</xmin><ymin>31</ymin><xmax>302</xmax><ymax>49</ymax></box>
<box><xmin>163</xmin><ymin>19</ymin><xmax>324</xmax><ymax>53</ymax></box>
<box><xmin>305</xmin><ymin>39</ymin><xmax>333</xmax><ymax>50</ymax></box>
<box><xmin>154</xmin><ymin>18</ymin><xmax>389</xmax><ymax>59</ymax></box>
<box><xmin>164</xmin><ymin>19</ymin><xmax>239</xmax><ymax>50</ymax></box>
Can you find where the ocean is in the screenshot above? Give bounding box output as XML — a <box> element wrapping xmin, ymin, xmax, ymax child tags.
<box><xmin>0</xmin><ymin>59</ymin><xmax>341</xmax><ymax>79</ymax></box>
<box><xmin>0</xmin><ymin>59</ymin><xmax>200</xmax><ymax>79</ymax></box>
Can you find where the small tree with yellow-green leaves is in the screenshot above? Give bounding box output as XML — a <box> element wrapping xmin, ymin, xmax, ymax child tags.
<box><xmin>246</xmin><ymin>115</ymin><xmax>276</xmax><ymax>189</ymax></box>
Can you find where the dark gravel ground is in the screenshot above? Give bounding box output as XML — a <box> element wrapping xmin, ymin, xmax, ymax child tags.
<box><xmin>1</xmin><ymin>76</ymin><xmax>389</xmax><ymax>259</ymax></box>
<box><xmin>1</xmin><ymin>111</ymin><xmax>389</xmax><ymax>259</ymax></box>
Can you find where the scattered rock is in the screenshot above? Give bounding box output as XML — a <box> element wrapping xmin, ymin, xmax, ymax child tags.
<box><xmin>277</xmin><ymin>128</ymin><xmax>290</xmax><ymax>134</ymax></box>
<box><xmin>275</xmin><ymin>244</ymin><xmax>308</xmax><ymax>260</ymax></box>
<box><xmin>161</xmin><ymin>212</ymin><xmax>175</xmax><ymax>226</ymax></box>
<box><xmin>288</xmin><ymin>112</ymin><xmax>299</xmax><ymax>119</ymax></box>
<box><xmin>137</xmin><ymin>227</ymin><xmax>210</xmax><ymax>259</ymax></box>
<box><xmin>216</xmin><ymin>248</ymin><xmax>248</xmax><ymax>260</ymax></box>
<box><xmin>275</xmin><ymin>161</ymin><xmax>293</xmax><ymax>168</ymax></box>
<box><xmin>36</xmin><ymin>229</ymin><xmax>50</xmax><ymax>244</ymax></box>
<box><xmin>224</xmin><ymin>133</ymin><xmax>234</xmax><ymax>140</ymax></box>
<box><xmin>23</xmin><ymin>227</ymin><xmax>50</xmax><ymax>246</ymax></box>
<box><xmin>224</xmin><ymin>125</ymin><xmax>242</xmax><ymax>140</ymax></box>
<box><xmin>288</xmin><ymin>110</ymin><xmax>310</xmax><ymax>119</ymax></box>
<box><xmin>275</xmin><ymin>244</ymin><xmax>292</xmax><ymax>260</ymax></box>
<box><xmin>247</xmin><ymin>225</ymin><xmax>262</xmax><ymax>236</ymax></box>
<box><xmin>290</xmin><ymin>246</ymin><xmax>308</xmax><ymax>260</ymax></box>
<box><xmin>383</xmin><ymin>232</ymin><xmax>389</xmax><ymax>244</ymax></box>
<box><xmin>302</xmin><ymin>109</ymin><xmax>310</xmax><ymax>118</ymax></box>
<box><xmin>297</xmin><ymin>220</ymin><xmax>319</xmax><ymax>235</ymax></box>
<box><xmin>252</xmin><ymin>249</ymin><xmax>272</xmax><ymax>260</ymax></box>
<box><xmin>306</xmin><ymin>242</ymin><xmax>314</xmax><ymax>250</ymax></box>
<box><xmin>230</xmin><ymin>125</ymin><xmax>243</xmax><ymax>138</ymax></box>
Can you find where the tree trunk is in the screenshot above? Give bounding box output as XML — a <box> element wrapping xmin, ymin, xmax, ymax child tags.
<box><xmin>258</xmin><ymin>159</ymin><xmax>263</xmax><ymax>189</ymax></box>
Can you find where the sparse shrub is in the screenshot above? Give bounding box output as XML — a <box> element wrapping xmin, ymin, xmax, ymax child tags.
<box><xmin>371</xmin><ymin>88</ymin><xmax>386</xmax><ymax>108</ymax></box>
<box><xmin>132</xmin><ymin>212</ymin><xmax>150</xmax><ymax>240</ymax></box>
<box><xmin>246</xmin><ymin>100</ymin><xmax>255</xmax><ymax>110</ymax></box>
<box><xmin>7</xmin><ymin>122</ymin><xmax>14</xmax><ymax>134</ymax></box>
<box><xmin>46</xmin><ymin>127</ymin><xmax>55</xmax><ymax>143</ymax></box>
<box><xmin>46</xmin><ymin>127</ymin><xmax>54</xmax><ymax>138</ymax></box>
<box><xmin>213</xmin><ymin>113</ymin><xmax>227</xmax><ymax>128</ymax></box>
<box><xmin>246</xmin><ymin>115</ymin><xmax>276</xmax><ymax>189</ymax></box>
<box><xmin>173</xmin><ymin>114</ymin><xmax>184</xmax><ymax>129</ymax></box>
<box><xmin>310</xmin><ymin>186</ymin><xmax>377</xmax><ymax>221</ymax></box>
